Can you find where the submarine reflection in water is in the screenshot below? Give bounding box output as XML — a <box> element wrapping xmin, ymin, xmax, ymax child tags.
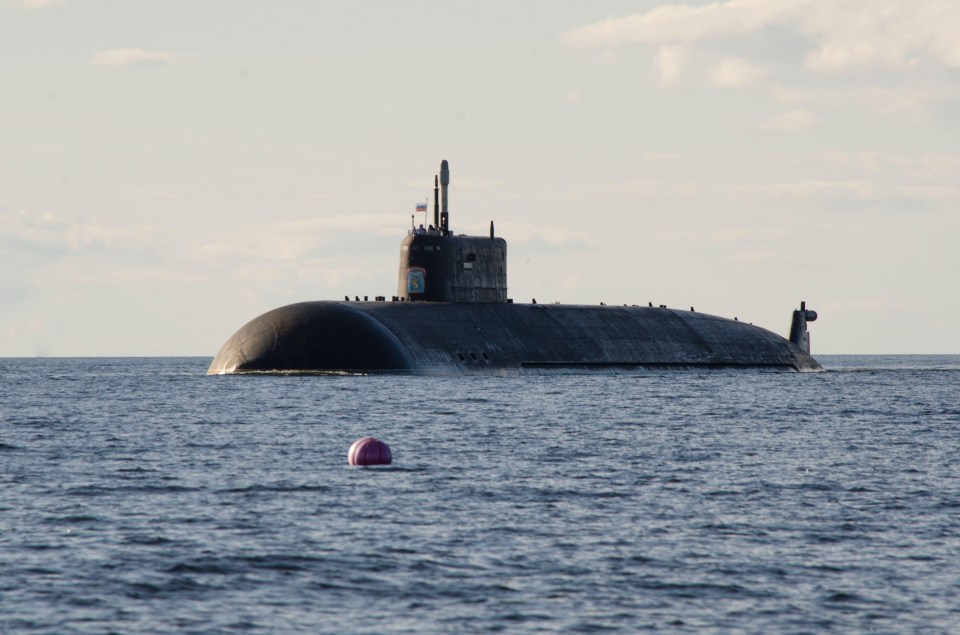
<box><xmin>208</xmin><ymin>160</ymin><xmax>820</xmax><ymax>374</ymax></box>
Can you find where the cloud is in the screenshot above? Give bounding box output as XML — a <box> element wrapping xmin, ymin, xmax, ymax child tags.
<box><xmin>0</xmin><ymin>208</ymin><xmax>407</xmax><ymax>310</ymax></box>
<box><xmin>658</xmin><ymin>227</ymin><xmax>786</xmax><ymax>245</ymax></box>
<box><xmin>194</xmin><ymin>221</ymin><xmax>330</xmax><ymax>264</ymax></box>
<box><xmin>4</xmin><ymin>0</ymin><xmax>64</xmax><ymax>8</ymax></box>
<box><xmin>595</xmin><ymin>50</ymin><xmax>619</xmax><ymax>66</ymax></box>
<box><xmin>564</xmin><ymin>160</ymin><xmax>958</xmax><ymax>208</ymax></box>
<box><xmin>708</xmin><ymin>57</ymin><xmax>765</xmax><ymax>88</ymax></box>
<box><xmin>561</xmin><ymin>0</ymin><xmax>960</xmax><ymax>74</ymax></box>
<box><xmin>0</xmin><ymin>209</ymin><xmax>403</xmax><ymax>271</ymax></box>
<box><xmin>894</xmin><ymin>185</ymin><xmax>960</xmax><ymax>201</ymax></box>
<box><xmin>641</xmin><ymin>152</ymin><xmax>682</xmax><ymax>162</ymax></box>
<box><xmin>614</xmin><ymin>179</ymin><xmax>708</xmax><ymax>200</ymax></box>
<box><xmin>822</xmin><ymin>298</ymin><xmax>914</xmax><ymax>314</ymax></box>
<box><xmin>450</xmin><ymin>177</ymin><xmax>503</xmax><ymax>191</ymax></box>
<box><xmin>90</xmin><ymin>48</ymin><xmax>185</xmax><ymax>69</ymax></box>
<box><xmin>809</xmin><ymin>151</ymin><xmax>960</xmax><ymax>175</ymax></box>
<box><xmin>653</xmin><ymin>46</ymin><xmax>684</xmax><ymax>84</ymax></box>
<box><xmin>493</xmin><ymin>221</ymin><xmax>598</xmax><ymax>248</ymax></box>
<box><xmin>605</xmin><ymin>177</ymin><xmax>890</xmax><ymax>204</ymax></box>
<box><xmin>657</xmin><ymin>227</ymin><xmax>792</xmax><ymax>265</ymax></box>
<box><xmin>758</xmin><ymin>109</ymin><xmax>819</xmax><ymax>133</ymax></box>
<box><xmin>736</xmin><ymin>180</ymin><xmax>879</xmax><ymax>200</ymax></box>
<box><xmin>561</xmin><ymin>2</ymin><xmax>780</xmax><ymax>48</ymax></box>
<box><xmin>728</xmin><ymin>249</ymin><xmax>781</xmax><ymax>263</ymax></box>
<box><xmin>0</xmin><ymin>209</ymin><xmax>133</xmax><ymax>254</ymax></box>
<box><xmin>799</xmin><ymin>2</ymin><xmax>960</xmax><ymax>73</ymax></box>
<box><xmin>190</xmin><ymin>213</ymin><xmax>410</xmax><ymax>266</ymax></box>
<box><xmin>762</xmin><ymin>150</ymin><xmax>960</xmax><ymax>178</ymax></box>
<box><xmin>771</xmin><ymin>83</ymin><xmax>959</xmax><ymax>117</ymax></box>
<box><xmin>1</xmin><ymin>209</ymin><xmax>144</xmax><ymax>311</ymax></box>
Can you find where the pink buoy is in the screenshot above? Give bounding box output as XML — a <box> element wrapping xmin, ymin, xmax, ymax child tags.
<box><xmin>348</xmin><ymin>437</ymin><xmax>392</xmax><ymax>466</ymax></box>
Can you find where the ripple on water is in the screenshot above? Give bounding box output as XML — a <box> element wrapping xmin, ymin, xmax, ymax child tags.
<box><xmin>2</xmin><ymin>357</ymin><xmax>960</xmax><ymax>633</ymax></box>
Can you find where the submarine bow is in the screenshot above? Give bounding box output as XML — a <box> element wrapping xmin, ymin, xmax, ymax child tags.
<box><xmin>208</xmin><ymin>302</ymin><xmax>414</xmax><ymax>374</ymax></box>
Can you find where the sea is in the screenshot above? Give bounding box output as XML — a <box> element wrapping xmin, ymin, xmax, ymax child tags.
<box><xmin>2</xmin><ymin>356</ymin><xmax>959</xmax><ymax>634</ymax></box>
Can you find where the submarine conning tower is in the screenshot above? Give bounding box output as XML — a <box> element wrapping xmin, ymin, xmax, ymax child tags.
<box><xmin>397</xmin><ymin>160</ymin><xmax>508</xmax><ymax>303</ymax></box>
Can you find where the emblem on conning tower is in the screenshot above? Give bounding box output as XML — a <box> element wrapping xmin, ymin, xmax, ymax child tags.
<box><xmin>407</xmin><ymin>267</ymin><xmax>426</xmax><ymax>294</ymax></box>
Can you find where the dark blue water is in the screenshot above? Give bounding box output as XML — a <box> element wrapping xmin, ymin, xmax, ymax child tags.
<box><xmin>2</xmin><ymin>356</ymin><xmax>959</xmax><ymax>633</ymax></box>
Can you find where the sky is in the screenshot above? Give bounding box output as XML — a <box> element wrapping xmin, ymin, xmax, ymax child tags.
<box><xmin>2</xmin><ymin>0</ymin><xmax>958</xmax><ymax>356</ymax></box>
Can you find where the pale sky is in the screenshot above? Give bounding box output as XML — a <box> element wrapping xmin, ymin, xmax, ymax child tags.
<box><xmin>2</xmin><ymin>0</ymin><xmax>958</xmax><ymax>356</ymax></box>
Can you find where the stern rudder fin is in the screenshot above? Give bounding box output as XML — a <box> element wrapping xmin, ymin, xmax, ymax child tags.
<box><xmin>789</xmin><ymin>300</ymin><xmax>818</xmax><ymax>354</ymax></box>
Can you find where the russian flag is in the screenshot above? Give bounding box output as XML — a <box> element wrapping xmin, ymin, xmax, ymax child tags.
<box><xmin>415</xmin><ymin>202</ymin><xmax>427</xmax><ymax>212</ymax></box>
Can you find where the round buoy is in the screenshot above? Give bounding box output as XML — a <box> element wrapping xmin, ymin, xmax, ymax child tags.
<box><xmin>348</xmin><ymin>437</ymin><xmax>392</xmax><ymax>466</ymax></box>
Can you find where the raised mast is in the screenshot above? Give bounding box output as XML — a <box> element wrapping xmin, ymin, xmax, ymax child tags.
<box><xmin>440</xmin><ymin>159</ymin><xmax>450</xmax><ymax>235</ymax></box>
<box><xmin>433</xmin><ymin>175</ymin><xmax>440</xmax><ymax>230</ymax></box>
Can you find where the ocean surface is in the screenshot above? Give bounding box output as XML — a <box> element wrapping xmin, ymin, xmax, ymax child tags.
<box><xmin>2</xmin><ymin>356</ymin><xmax>959</xmax><ymax>634</ymax></box>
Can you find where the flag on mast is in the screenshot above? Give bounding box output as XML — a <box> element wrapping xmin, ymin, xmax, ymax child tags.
<box><xmin>415</xmin><ymin>202</ymin><xmax>427</xmax><ymax>212</ymax></box>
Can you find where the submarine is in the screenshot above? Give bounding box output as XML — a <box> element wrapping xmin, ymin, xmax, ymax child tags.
<box><xmin>209</xmin><ymin>160</ymin><xmax>820</xmax><ymax>374</ymax></box>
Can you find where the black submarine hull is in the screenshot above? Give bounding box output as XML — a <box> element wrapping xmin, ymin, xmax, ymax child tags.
<box><xmin>208</xmin><ymin>301</ymin><xmax>821</xmax><ymax>374</ymax></box>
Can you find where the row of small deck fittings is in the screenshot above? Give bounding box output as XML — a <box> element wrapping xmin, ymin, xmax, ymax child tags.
<box><xmin>341</xmin><ymin>296</ymin><xmax>698</xmax><ymax>312</ymax></box>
